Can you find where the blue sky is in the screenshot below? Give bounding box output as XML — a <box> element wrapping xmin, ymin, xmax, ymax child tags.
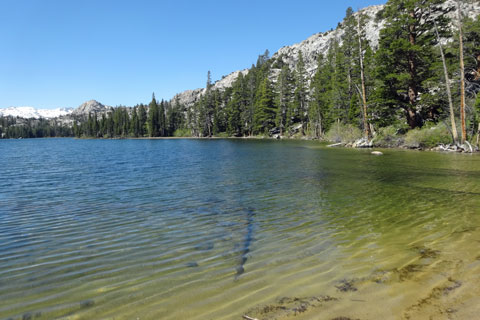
<box><xmin>0</xmin><ymin>0</ymin><xmax>385</xmax><ymax>109</ymax></box>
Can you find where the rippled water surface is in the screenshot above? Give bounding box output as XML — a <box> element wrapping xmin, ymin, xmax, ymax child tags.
<box><xmin>1</xmin><ymin>138</ymin><xmax>480</xmax><ymax>320</ymax></box>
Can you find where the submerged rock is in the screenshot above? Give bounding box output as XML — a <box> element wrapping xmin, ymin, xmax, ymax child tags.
<box><xmin>80</xmin><ymin>300</ymin><xmax>95</xmax><ymax>309</ymax></box>
<box><xmin>194</xmin><ymin>242</ymin><xmax>214</xmax><ymax>251</ymax></box>
<box><xmin>335</xmin><ymin>279</ymin><xmax>358</xmax><ymax>292</ymax></box>
<box><xmin>22</xmin><ymin>313</ymin><xmax>32</xmax><ymax>320</ymax></box>
<box><xmin>244</xmin><ymin>295</ymin><xmax>337</xmax><ymax>320</ymax></box>
<box><xmin>186</xmin><ymin>262</ymin><xmax>199</xmax><ymax>268</ymax></box>
<box><xmin>371</xmin><ymin>151</ymin><xmax>383</xmax><ymax>155</ymax></box>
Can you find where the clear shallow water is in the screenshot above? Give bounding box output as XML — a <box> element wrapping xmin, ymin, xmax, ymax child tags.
<box><xmin>1</xmin><ymin>138</ymin><xmax>480</xmax><ymax>320</ymax></box>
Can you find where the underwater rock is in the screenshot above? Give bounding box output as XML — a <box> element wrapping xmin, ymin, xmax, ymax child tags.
<box><xmin>186</xmin><ymin>261</ymin><xmax>199</xmax><ymax>268</ymax></box>
<box><xmin>412</xmin><ymin>245</ymin><xmax>440</xmax><ymax>259</ymax></box>
<box><xmin>80</xmin><ymin>300</ymin><xmax>95</xmax><ymax>308</ymax></box>
<box><xmin>371</xmin><ymin>151</ymin><xmax>383</xmax><ymax>155</ymax></box>
<box><xmin>394</xmin><ymin>264</ymin><xmax>423</xmax><ymax>281</ymax></box>
<box><xmin>403</xmin><ymin>277</ymin><xmax>463</xmax><ymax>318</ymax></box>
<box><xmin>22</xmin><ymin>313</ymin><xmax>32</xmax><ymax>320</ymax></box>
<box><xmin>443</xmin><ymin>278</ymin><xmax>462</xmax><ymax>295</ymax></box>
<box><xmin>236</xmin><ymin>265</ymin><xmax>245</xmax><ymax>276</ymax></box>
<box><xmin>335</xmin><ymin>279</ymin><xmax>358</xmax><ymax>292</ymax></box>
<box><xmin>370</xmin><ymin>270</ymin><xmax>393</xmax><ymax>284</ymax></box>
<box><xmin>194</xmin><ymin>242</ymin><xmax>214</xmax><ymax>251</ymax></box>
<box><xmin>244</xmin><ymin>295</ymin><xmax>337</xmax><ymax>320</ymax></box>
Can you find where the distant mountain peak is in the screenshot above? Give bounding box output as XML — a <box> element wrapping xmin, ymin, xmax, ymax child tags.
<box><xmin>72</xmin><ymin>100</ymin><xmax>109</xmax><ymax>116</ymax></box>
<box><xmin>0</xmin><ymin>99</ymin><xmax>111</xmax><ymax>119</ymax></box>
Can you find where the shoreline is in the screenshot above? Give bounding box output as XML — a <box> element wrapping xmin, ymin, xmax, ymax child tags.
<box><xmin>5</xmin><ymin>135</ymin><xmax>479</xmax><ymax>153</ymax></box>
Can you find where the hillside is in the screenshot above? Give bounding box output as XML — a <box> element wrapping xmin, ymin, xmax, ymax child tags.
<box><xmin>172</xmin><ymin>0</ymin><xmax>480</xmax><ymax>110</ymax></box>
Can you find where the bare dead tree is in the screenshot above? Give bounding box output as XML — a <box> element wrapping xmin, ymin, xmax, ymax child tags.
<box><xmin>357</xmin><ymin>14</ymin><xmax>370</xmax><ymax>140</ymax></box>
<box><xmin>457</xmin><ymin>0</ymin><xmax>467</xmax><ymax>144</ymax></box>
<box><xmin>432</xmin><ymin>9</ymin><xmax>458</xmax><ymax>144</ymax></box>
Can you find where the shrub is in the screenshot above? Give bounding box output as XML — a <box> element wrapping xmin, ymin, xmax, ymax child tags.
<box><xmin>372</xmin><ymin>125</ymin><xmax>404</xmax><ymax>147</ymax></box>
<box><xmin>214</xmin><ymin>132</ymin><xmax>229</xmax><ymax>138</ymax></box>
<box><xmin>404</xmin><ymin>123</ymin><xmax>452</xmax><ymax>148</ymax></box>
<box><xmin>325</xmin><ymin>122</ymin><xmax>362</xmax><ymax>143</ymax></box>
<box><xmin>173</xmin><ymin>128</ymin><xmax>191</xmax><ymax>137</ymax></box>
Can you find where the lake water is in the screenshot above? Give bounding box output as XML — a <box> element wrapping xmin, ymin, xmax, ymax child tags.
<box><xmin>1</xmin><ymin>138</ymin><xmax>480</xmax><ymax>320</ymax></box>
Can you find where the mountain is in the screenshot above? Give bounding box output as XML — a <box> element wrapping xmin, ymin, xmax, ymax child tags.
<box><xmin>0</xmin><ymin>100</ymin><xmax>110</xmax><ymax>120</ymax></box>
<box><xmin>172</xmin><ymin>0</ymin><xmax>480</xmax><ymax>109</ymax></box>
<box><xmin>0</xmin><ymin>106</ymin><xmax>73</xmax><ymax>119</ymax></box>
<box><xmin>71</xmin><ymin>100</ymin><xmax>110</xmax><ymax>116</ymax></box>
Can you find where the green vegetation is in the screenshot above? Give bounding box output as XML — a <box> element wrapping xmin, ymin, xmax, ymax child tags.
<box><xmin>0</xmin><ymin>117</ymin><xmax>72</xmax><ymax>139</ymax></box>
<box><xmin>325</xmin><ymin>122</ymin><xmax>363</xmax><ymax>144</ymax></box>
<box><xmin>404</xmin><ymin>123</ymin><xmax>452</xmax><ymax>148</ymax></box>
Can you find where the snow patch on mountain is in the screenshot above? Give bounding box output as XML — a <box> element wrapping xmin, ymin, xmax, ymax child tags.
<box><xmin>0</xmin><ymin>106</ymin><xmax>73</xmax><ymax>119</ymax></box>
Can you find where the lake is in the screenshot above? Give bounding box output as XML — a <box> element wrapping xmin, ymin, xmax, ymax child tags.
<box><xmin>1</xmin><ymin>138</ymin><xmax>480</xmax><ymax>320</ymax></box>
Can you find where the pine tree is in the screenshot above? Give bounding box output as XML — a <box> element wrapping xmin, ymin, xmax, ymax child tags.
<box><xmin>242</xmin><ymin>66</ymin><xmax>258</xmax><ymax>136</ymax></box>
<box><xmin>310</xmin><ymin>52</ymin><xmax>335</xmax><ymax>137</ymax></box>
<box><xmin>275</xmin><ymin>65</ymin><xmax>293</xmax><ymax>135</ymax></box>
<box><xmin>331</xmin><ymin>40</ymin><xmax>350</xmax><ymax>123</ymax></box>
<box><xmin>130</xmin><ymin>107</ymin><xmax>139</xmax><ymax>137</ymax></box>
<box><xmin>461</xmin><ymin>14</ymin><xmax>480</xmax><ymax>145</ymax></box>
<box><xmin>200</xmin><ymin>71</ymin><xmax>215</xmax><ymax>136</ymax></box>
<box><xmin>158</xmin><ymin>100</ymin><xmax>166</xmax><ymax>137</ymax></box>
<box><xmin>226</xmin><ymin>74</ymin><xmax>247</xmax><ymax>136</ymax></box>
<box><xmin>137</xmin><ymin>104</ymin><xmax>147</xmax><ymax>137</ymax></box>
<box><xmin>374</xmin><ymin>0</ymin><xmax>450</xmax><ymax>129</ymax></box>
<box><xmin>253</xmin><ymin>78</ymin><xmax>277</xmax><ymax>134</ymax></box>
<box><xmin>290</xmin><ymin>51</ymin><xmax>308</xmax><ymax>133</ymax></box>
<box><xmin>341</xmin><ymin>7</ymin><xmax>359</xmax><ymax>124</ymax></box>
<box><xmin>147</xmin><ymin>93</ymin><xmax>159</xmax><ymax>137</ymax></box>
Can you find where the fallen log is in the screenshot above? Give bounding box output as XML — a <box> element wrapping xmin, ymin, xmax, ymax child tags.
<box><xmin>327</xmin><ymin>143</ymin><xmax>344</xmax><ymax>147</ymax></box>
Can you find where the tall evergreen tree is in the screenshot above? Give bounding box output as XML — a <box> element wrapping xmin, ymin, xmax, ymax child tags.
<box><xmin>147</xmin><ymin>93</ymin><xmax>159</xmax><ymax>137</ymax></box>
<box><xmin>290</xmin><ymin>51</ymin><xmax>308</xmax><ymax>133</ymax></box>
<box><xmin>242</xmin><ymin>66</ymin><xmax>258</xmax><ymax>136</ymax></box>
<box><xmin>137</xmin><ymin>104</ymin><xmax>147</xmax><ymax>136</ymax></box>
<box><xmin>253</xmin><ymin>78</ymin><xmax>277</xmax><ymax>134</ymax></box>
<box><xmin>331</xmin><ymin>40</ymin><xmax>350</xmax><ymax>123</ymax></box>
<box><xmin>374</xmin><ymin>0</ymin><xmax>451</xmax><ymax>129</ymax></box>
<box><xmin>130</xmin><ymin>107</ymin><xmax>139</xmax><ymax>137</ymax></box>
<box><xmin>275</xmin><ymin>65</ymin><xmax>294</xmax><ymax>135</ymax></box>
<box><xmin>310</xmin><ymin>51</ymin><xmax>335</xmax><ymax>137</ymax></box>
<box><xmin>158</xmin><ymin>100</ymin><xmax>166</xmax><ymax>137</ymax></box>
<box><xmin>225</xmin><ymin>74</ymin><xmax>247</xmax><ymax>136</ymax></box>
<box><xmin>341</xmin><ymin>7</ymin><xmax>359</xmax><ymax>123</ymax></box>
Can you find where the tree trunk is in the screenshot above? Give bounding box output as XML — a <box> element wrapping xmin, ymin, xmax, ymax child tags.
<box><xmin>433</xmin><ymin>11</ymin><xmax>458</xmax><ymax>144</ymax></box>
<box><xmin>407</xmin><ymin>10</ymin><xmax>420</xmax><ymax>129</ymax></box>
<box><xmin>357</xmin><ymin>14</ymin><xmax>370</xmax><ymax>139</ymax></box>
<box><xmin>477</xmin><ymin>122</ymin><xmax>480</xmax><ymax>147</ymax></box>
<box><xmin>407</xmin><ymin>108</ymin><xmax>420</xmax><ymax>129</ymax></box>
<box><xmin>473</xmin><ymin>53</ymin><xmax>480</xmax><ymax>81</ymax></box>
<box><xmin>458</xmin><ymin>0</ymin><xmax>467</xmax><ymax>144</ymax></box>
